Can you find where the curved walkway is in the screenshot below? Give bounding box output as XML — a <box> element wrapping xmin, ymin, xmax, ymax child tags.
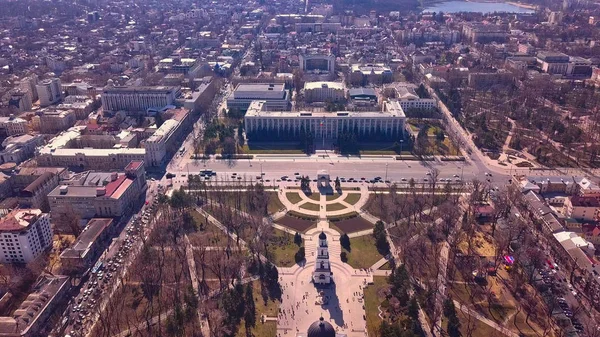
<box><xmin>277</xmin><ymin>183</ymin><xmax>371</xmax><ymax>219</ymax></box>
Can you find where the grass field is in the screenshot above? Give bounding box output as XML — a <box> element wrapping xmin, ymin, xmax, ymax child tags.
<box><xmin>326</xmin><ymin>193</ymin><xmax>342</xmax><ymax>201</ymax></box>
<box><xmin>364</xmin><ymin>277</ymin><xmax>389</xmax><ymax>337</ymax></box>
<box><xmin>188</xmin><ymin>210</ymin><xmax>229</xmax><ymax>246</ymax></box>
<box><xmin>236</xmin><ymin>281</ymin><xmax>280</xmax><ymax>337</ymax></box>
<box><xmin>306</xmin><ymin>193</ymin><xmax>321</xmax><ymax>202</ymax></box>
<box><xmin>285</xmin><ymin>192</ymin><xmax>303</xmax><ymax>204</ymax></box>
<box><xmin>343</xmin><ymin>193</ymin><xmax>361</xmax><ymax>205</ymax></box>
<box><xmin>326</xmin><ymin>203</ymin><xmax>347</xmax><ymax>212</ymax></box>
<box><xmin>267</xmin><ymin>192</ymin><xmax>285</xmax><ymax>214</ymax></box>
<box><xmin>268</xmin><ymin>229</ymin><xmax>302</xmax><ymax>267</ymax></box>
<box><xmin>342</xmin><ymin>235</ymin><xmax>384</xmax><ymax>269</ymax></box>
<box><xmin>299</xmin><ymin>202</ymin><xmax>320</xmax><ymax>212</ymax></box>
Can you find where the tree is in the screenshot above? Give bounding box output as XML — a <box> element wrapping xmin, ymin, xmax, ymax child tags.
<box><xmin>444</xmin><ymin>297</ymin><xmax>461</xmax><ymax>337</ymax></box>
<box><xmin>340</xmin><ymin>233</ymin><xmax>351</xmax><ymax>251</ymax></box>
<box><xmin>222</xmin><ymin>137</ymin><xmax>237</xmax><ymax>156</ymax></box>
<box><xmin>244</xmin><ymin>283</ymin><xmax>256</xmax><ymax>330</ymax></box>
<box><xmin>340</xmin><ymin>251</ymin><xmax>348</xmax><ymax>263</ymax></box>
<box><xmin>294</xmin><ymin>232</ymin><xmax>302</xmax><ymax>246</ymax></box>
<box><xmin>155</xmin><ymin>112</ymin><xmax>165</xmax><ymax>127</ymax></box>
<box><xmin>205</xmin><ymin>141</ymin><xmax>218</xmax><ymax>155</ymax></box>
<box><xmin>373</xmin><ymin>221</ymin><xmax>390</xmax><ymax>255</ymax></box>
<box><xmin>294</xmin><ymin>246</ymin><xmax>305</xmax><ymax>263</ymax></box>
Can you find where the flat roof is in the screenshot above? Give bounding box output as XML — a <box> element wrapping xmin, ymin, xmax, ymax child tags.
<box><xmin>304</xmin><ymin>82</ymin><xmax>344</xmax><ymax>90</ymax></box>
<box><xmin>103</xmin><ymin>86</ymin><xmax>178</xmax><ymax>94</ymax></box>
<box><xmin>235</xmin><ymin>83</ymin><xmax>285</xmax><ymax>92</ymax></box>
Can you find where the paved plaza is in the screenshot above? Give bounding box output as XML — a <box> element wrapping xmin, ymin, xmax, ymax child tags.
<box><xmin>276</xmin><ymin>223</ymin><xmax>373</xmax><ymax>337</ymax></box>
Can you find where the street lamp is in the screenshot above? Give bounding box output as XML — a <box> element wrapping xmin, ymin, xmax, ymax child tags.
<box><xmin>260</xmin><ymin>161</ymin><xmax>263</xmax><ymax>178</ymax></box>
<box><xmin>399</xmin><ymin>140</ymin><xmax>404</xmax><ymax>160</ymax></box>
<box><xmin>385</xmin><ymin>163</ymin><xmax>389</xmax><ymax>182</ymax></box>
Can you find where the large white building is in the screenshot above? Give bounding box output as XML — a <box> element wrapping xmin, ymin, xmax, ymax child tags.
<box><xmin>0</xmin><ymin>209</ymin><xmax>52</xmax><ymax>264</ymax></box>
<box><xmin>101</xmin><ymin>86</ymin><xmax>180</xmax><ymax>114</ymax></box>
<box><xmin>384</xmin><ymin>83</ymin><xmax>436</xmax><ymax>111</ymax></box>
<box><xmin>349</xmin><ymin>64</ymin><xmax>393</xmax><ymax>85</ymax></box>
<box><xmin>36</xmin><ymin>78</ymin><xmax>63</xmax><ymax>107</ymax></box>
<box><xmin>304</xmin><ymin>82</ymin><xmax>345</xmax><ymax>103</ymax></box>
<box><xmin>227</xmin><ymin>83</ymin><xmax>291</xmax><ymax>111</ymax></box>
<box><xmin>299</xmin><ymin>54</ymin><xmax>335</xmax><ymax>73</ymax></box>
<box><xmin>37</xmin><ymin>127</ymin><xmax>147</xmax><ymax>170</ymax></box>
<box><xmin>245</xmin><ymin>100</ymin><xmax>406</xmax><ymax>140</ymax></box>
<box><xmin>142</xmin><ymin>108</ymin><xmax>190</xmax><ymax>166</ymax></box>
<box><xmin>0</xmin><ymin>115</ymin><xmax>28</xmax><ymax>136</ymax></box>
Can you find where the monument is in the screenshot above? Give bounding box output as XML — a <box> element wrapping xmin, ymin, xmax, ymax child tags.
<box><xmin>313</xmin><ymin>231</ymin><xmax>332</xmax><ymax>285</ymax></box>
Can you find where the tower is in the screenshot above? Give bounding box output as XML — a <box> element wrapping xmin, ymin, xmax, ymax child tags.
<box><xmin>313</xmin><ymin>231</ymin><xmax>332</xmax><ymax>284</ymax></box>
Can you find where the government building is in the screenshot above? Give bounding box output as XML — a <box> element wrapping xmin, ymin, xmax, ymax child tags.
<box><xmin>101</xmin><ymin>86</ymin><xmax>180</xmax><ymax>114</ymax></box>
<box><xmin>244</xmin><ymin>99</ymin><xmax>406</xmax><ymax>140</ymax></box>
<box><xmin>227</xmin><ymin>83</ymin><xmax>291</xmax><ymax>111</ymax></box>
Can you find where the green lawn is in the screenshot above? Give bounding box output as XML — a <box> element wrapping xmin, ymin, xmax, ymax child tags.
<box><xmin>342</xmin><ymin>235</ymin><xmax>385</xmax><ymax>269</ymax></box>
<box><xmin>236</xmin><ymin>281</ymin><xmax>279</xmax><ymax>337</ymax></box>
<box><xmin>187</xmin><ymin>210</ymin><xmax>229</xmax><ymax>246</ymax></box>
<box><xmin>267</xmin><ymin>229</ymin><xmax>302</xmax><ymax>267</ymax></box>
<box><xmin>325</xmin><ymin>194</ymin><xmax>341</xmax><ymax>201</ymax></box>
<box><xmin>326</xmin><ymin>203</ymin><xmax>347</xmax><ymax>212</ymax></box>
<box><xmin>343</xmin><ymin>193</ymin><xmax>361</xmax><ymax>205</ymax></box>
<box><xmin>306</xmin><ymin>193</ymin><xmax>321</xmax><ymax>202</ymax></box>
<box><xmin>299</xmin><ymin>202</ymin><xmax>320</xmax><ymax>212</ymax></box>
<box><xmin>380</xmin><ymin>261</ymin><xmax>393</xmax><ymax>270</ymax></box>
<box><xmin>364</xmin><ymin>277</ymin><xmax>389</xmax><ymax>337</ymax></box>
<box><xmin>267</xmin><ymin>192</ymin><xmax>285</xmax><ymax>214</ymax></box>
<box><xmin>285</xmin><ymin>192</ymin><xmax>303</xmax><ymax>204</ymax></box>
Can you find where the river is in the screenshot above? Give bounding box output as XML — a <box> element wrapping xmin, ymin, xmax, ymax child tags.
<box><xmin>422</xmin><ymin>1</ymin><xmax>535</xmax><ymax>13</ymax></box>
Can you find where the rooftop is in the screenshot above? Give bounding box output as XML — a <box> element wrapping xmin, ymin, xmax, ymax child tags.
<box><xmin>0</xmin><ymin>209</ymin><xmax>43</xmax><ymax>232</ymax></box>
<box><xmin>60</xmin><ymin>218</ymin><xmax>112</xmax><ymax>259</ymax></box>
<box><xmin>304</xmin><ymin>82</ymin><xmax>344</xmax><ymax>90</ymax></box>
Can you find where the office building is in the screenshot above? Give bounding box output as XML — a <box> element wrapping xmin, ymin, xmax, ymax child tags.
<box><xmin>384</xmin><ymin>83</ymin><xmax>436</xmax><ymax>111</ymax></box>
<box><xmin>39</xmin><ymin>109</ymin><xmax>77</xmax><ymax>134</ymax></box>
<box><xmin>299</xmin><ymin>54</ymin><xmax>335</xmax><ymax>73</ymax></box>
<box><xmin>462</xmin><ymin>23</ymin><xmax>508</xmax><ymax>43</ymax></box>
<box><xmin>245</xmin><ymin>100</ymin><xmax>406</xmax><ymax>140</ymax></box>
<box><xmin>38</xmin><ymin>127</ymin><xmax>146</xmax><ymax>170</ymax></box>
<box><xmin>36</xmin><ymin>78</ymin><xmax>63</xmax><ymax>107</ymax></box>
<box><xmin>60</xmin><ymin>218</ymin><xmax>113</xmax><ymax>275</ymax></box>
<box><xmin>349</xmin><ymin>64</ymin><xmax>393</xmax><ymax>85</ymax></box>
<box><xmin>0</xmin><ymin>209</ymin><xmax>52</xmax><ymax>264</ymax></box>
<box><xmin>8</xmin><ymin>91</ymin><xmax>32</xmax><ymax>112</ymax></box>
<box><xmin>227</xmin><ymin>83</ymin><xmax>291</xmax><ymax>111</ymax></box>
<box><xmin>142</xmin><ymin>108</ymin><xmax>190</xmax><ymax>166</ymax></box>
<box><xmin>537</xmin><ymin>51</ymin><xmax>570</xmax><ymax>75</ymax></box>
<box><xmin>0</xmin><ymin>115</ymin><xmax>28</xmax><ymax>136</ymax></box>
<box><xmin>101</xmin><ymin>86</ymin><xmax>180</xmax><ymax>114</ymax></box>
<box><xmin>304</xmin><ymin>82</ymin><xmax>346</xmax><ymax>103</ymax></box>
<box><xmin>0</xmin><ymin>134</ymin><xmax>45</xmax><ymax>165</ymax></box>
<box><xmin>48</xmin><ymin>161</ymin><xmax>146</xmax><ymax>219</ymax></box>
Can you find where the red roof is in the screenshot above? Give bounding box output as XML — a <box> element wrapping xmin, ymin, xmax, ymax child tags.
<box><xmin>125</xmin><ymin>161</ymin><xmax>143</xmax><ymax>171</ymax></box>
<box><xmin>104</xmin><ymin>175</ymin><xmax>127</xmax><ymax>197</ymax></box>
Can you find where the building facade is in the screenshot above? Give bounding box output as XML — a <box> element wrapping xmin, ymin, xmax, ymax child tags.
<box><xmin>0</xmin><ymin>209</ymin><xmax>52</xmax><ymax>264</ymax></box>
<box><xmin>245</xmin><ymin>100</ymin><xmax>406</xmax><ymax>140</ymax></box>
<box><xmin>60</xmin><ymin>218</ymin><xmax>113</xmax><ymax>275</ymax></box>
<box><xmin>101</xmin><ymin>86</ymin><xmax>180</xmax><ymax>114</ymax></box>
<box><xmin>299</xmin><ymin>54</ymin><xmax>335</xmax><ymax>73</ymax></box>
<box><xmin>304</xmin><ymin>82</ymin><xmax>345</xmax><ymax>103</ymax></box>
<box><xmin>36</xmin><ymin>78</ymin><xmax>63</xmax><ymax>107</ymax></box>
<box><xmin>47</xmin><ymin>161</ymin><xmax>146</xmax><ymax>219</ymax></box>
<box><xmin>227</xmin><ymin>83</ymin><xmax>291</xmax><ymax>111</ymax></box>
<box><xmin>142</xmin><ymin>108</ymin><xmax>190</xmax><ymax>166</ymax></box>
